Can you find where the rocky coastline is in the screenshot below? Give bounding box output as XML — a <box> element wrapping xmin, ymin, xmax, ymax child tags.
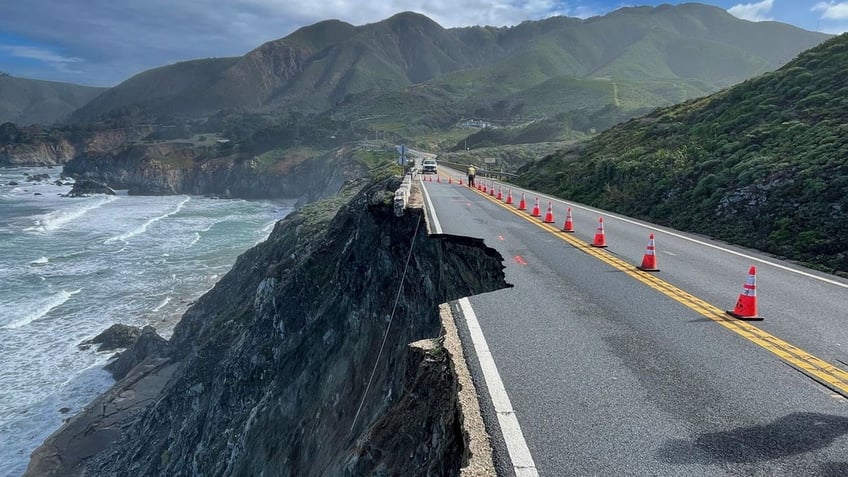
<box><xmin>0</xmin><ymin>126</ymin><xmax>152</xmax><ymax>168</ymax></box>
<box><xmin>26</xmin><ymin>176</ymin><xmax>507</xmax><ymax>476</ymax></box>
<box><xmin>60</xmin><ymin>142</ymin><xmax>367</xmax><ymax>200</ymax></box>
<box><xmin>0</xmin><ymin>139</ymin><xmax>76</xmax><ymax>167</ymax></box>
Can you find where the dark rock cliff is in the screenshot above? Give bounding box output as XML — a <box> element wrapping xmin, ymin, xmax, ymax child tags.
<box><xmin>26</xmin><ymin>176</ymin><xmax>508</xmax><ymax>476</ymax></box>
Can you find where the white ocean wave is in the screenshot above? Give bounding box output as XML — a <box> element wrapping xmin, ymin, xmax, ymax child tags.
<box><xmin>253</xmin><ymin>220</ymin><xmax>279</xmax><ymax>245</ymax></box>
<box><xmin>152</xmin><ymin>296</ymin><xmax>172</xmax><ymax>312</ymax></box>
<box><xmin>199</xmin><ymin>218</ymin><xmax>226</xmax><ymax>233</ymax></box>
<box><xmin>29</xmin><ymin>256</ymin><xmax>49</xmax><ymax>266</ymax></box>
<box><xmin>1</xmin><ymin>289</ymin><xmax>82</xmax><ymax>329</ymax></box>
<box><xmin>187</xmin><ymin>232</ymin><xmax>201</xmax><ymax>248</ymax></box>
<box><xmin>104</xmin><ymin>196</ymin><xmax>191</xmax><ymax>244</ymax></box>
<box><xmin>24</xmin><ymin>195</ymin><xmax>119</xmax><ymax>233</ymax></box>
<box><xmin>0</xmin><ymin>191</ymin><xmax>291</xmax><ymax>474</ymax></box>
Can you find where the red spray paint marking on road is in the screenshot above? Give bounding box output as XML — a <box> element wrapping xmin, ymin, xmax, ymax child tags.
<box><xmin>498</xmin><ymin>235</ymin><xmax>505</xmax><ymax>241</ymax></box>
<box><xmin>514</xmin><ymin>255</ymin><xmax>528</xmax><ymax>265</ymax></box>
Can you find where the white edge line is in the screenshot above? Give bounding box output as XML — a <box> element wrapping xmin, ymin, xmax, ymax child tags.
<box><xmin>459</xmin><ymin>297</ymin><xmax>538</xmax><ymax>475</ymax></box>
<box><xmin>422</xmin><ymin>179</ymin><xmax>538</xmax><ymax>475</ymax></box>
<box><xmin>419</xmin><ymin>179</ymin><xmax>443</xmax><ymax>234</ymax></box>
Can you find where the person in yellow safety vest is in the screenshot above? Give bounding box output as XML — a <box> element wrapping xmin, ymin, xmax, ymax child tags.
<box><xmin>467</xmin><ymin>165</ymin><xmax>476</xmax><ymax>187</ymax></box>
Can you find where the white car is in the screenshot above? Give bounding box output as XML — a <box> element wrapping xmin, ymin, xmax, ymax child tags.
<box><xmin>421</xmin><ymin>159</ymin><xmax>438</xmax><ymax>174</ymax></box>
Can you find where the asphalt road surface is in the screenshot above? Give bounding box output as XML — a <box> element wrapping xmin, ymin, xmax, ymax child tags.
<box><xmin>420</xmin><ymin>168</ymin><xmax>848</xmax><ymax>477</ymax></box>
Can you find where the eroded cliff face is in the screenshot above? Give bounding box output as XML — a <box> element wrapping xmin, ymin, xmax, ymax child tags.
<box><xmin>0</xmin><ymin>126</ymin><xmax>152</xmax><ymax>167</ymax></box>
<box><xmin>0</xmin><ymin>139</ymin><xmax>75</xmax><ymax>166</ymax></box>
<box><xmin>63</xmin><ymin>143</ymin><xmax>367</xmax><ymax>200</ymax></box>
<box><xmin>27</xmin><ymin>177</ymin><xmax>507</xmax><ymax>476</ymax></box>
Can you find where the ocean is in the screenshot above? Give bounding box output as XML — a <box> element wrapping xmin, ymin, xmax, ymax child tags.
<box><xmin>0</xmin><ymin>167</ymin><xmax>293</xmax><ymax>476</ymax></box>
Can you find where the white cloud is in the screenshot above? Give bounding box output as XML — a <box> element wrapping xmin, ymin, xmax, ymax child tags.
<box><xmin>812</xmin><ymin>2</ymin><xmax>848</xmax><ymax>33</ymax></box>
<box><xmin>728</xmin><ymin>0</ymin><xmax>774</xmax><ymax>22</ymax></box>
<box><xmin>234</xmin><ymin>0</ymin><xmax>570</xmax><ymax>28</ymax></box>
<box><xmin>0</xmin><ymin>45</ymin><xmax>82</xmax><ymax>64</ymax></box>
<box><xmin>813</xmin><ymin>1</ymin><xmax>848</xmax><ymax>20</ymax></box>
<box><xmin>571</xmin><ymin>5</ymin><xmax>602</xmax><ymax>19</ymax></box>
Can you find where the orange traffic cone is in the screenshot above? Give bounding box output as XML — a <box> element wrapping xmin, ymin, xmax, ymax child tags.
<box><xmin>562</xmin><ymin>207</ymin><xmax>574</xmax><ymax>233</ymax></box>
<box><xmin>727</xmin><ymin>266</ymin><xmax>762</xmax><ymax>320</ymax></box>
<box><xmin>437</xmin><ymin>175</ymin><xmax>441</xmax><ymax>183</ymax></box>
<box><xmin>448</xmin><ymin>176</ymin><xmax>453</xmax><ymax>184</ymax></box>
<box><xmin>497</xmin><ymin>185</ymin><xmax>503</xmax><ymax>201</ymax></box>
<box><xmin>505</xmin><ymin>189</ymin><xmax>514</xmax><ymax>205</ymax></box>
<box><xmin>638</xmin><ymin>233</ymin><xmax>659</xmax><ymax>271</ymax></box>
<box><xmin>518</xmin><ymin>193</ymin><xmax>526</xmax><ymax>210</ymax></box>
<box><xmin>459</xmin><ymin>178</ymin><xmax>463</xmax><ymax>185</ymax></box>
<box><xmin>591</xmin><ymin>217</ymin><xmax>607</xmax><ymax>247</ymax></box>
<box><xmin>531</xmin><ymin>197</ymin><xmax>541</xmax><ymax>217</ymax></box>
<box><xmin>543</xmin><ymin>201</ymin><xmax>555</xmax><ymax>223</ymax></box>
<box><xmin>489</xmin><ymin>182</ymin><xmax>495</xmax><ymax>196</ymax></box>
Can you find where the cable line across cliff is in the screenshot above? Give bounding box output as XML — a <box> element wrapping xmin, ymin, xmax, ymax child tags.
<box><xmin>349</xmin><ymin>212</ymin><xmax>423</xmax><ymax>435</ymax></box>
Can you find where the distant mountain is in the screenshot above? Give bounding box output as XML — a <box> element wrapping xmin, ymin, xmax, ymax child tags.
<box><xmin>72</xmin><ymin>13</ymin><xmax>480</xmax><ymax>120</ymax></box>
<box><xmin>69</xmin><ymin>57</ymin><xmax>241</xmax><ymax>121</ymax></box>
<box><xmin>70</xmin><ymin>4</ymin><xmax>829</xmax><ymax>126</ymax></box>
<box><xmin>0</xmin><ymin>74</ymin><xmax>105</xmax><ymax>125</ymax></box>
<box><xmin>516</xmin><ymin>33</ymin><xmax>848</xmax><ymax>274</ymax></box>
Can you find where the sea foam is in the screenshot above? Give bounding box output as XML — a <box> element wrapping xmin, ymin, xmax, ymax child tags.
<box><xmin>25</xmin><ymin>195</ymin><xmax>119</xmax><ymax>233</ymax></box>
<box><xmin>1</xmin><ymin>289</ymin><xmax>82</xmax><ymax>329</ymax></box>
<box><xmin>104</xmin><ymin>196</ymin><xmax>191</xmax><ymax>244</ymax></box>
<box><xmin>29</xmin><ymin>256</ymin><xmax>49</xmax><ymax>266</ymax></box>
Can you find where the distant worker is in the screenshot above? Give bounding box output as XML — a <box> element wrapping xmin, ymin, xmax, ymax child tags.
<box><xmin>467</xmin><ymin>165</ymin><xmax>476</xmax><ymax>187</ymax></box>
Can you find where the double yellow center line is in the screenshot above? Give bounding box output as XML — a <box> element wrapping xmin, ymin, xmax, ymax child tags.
<box><xmin>467</xmin><ymin>182</ymin><xmax>848</xmax><ymax>397</ymax></box>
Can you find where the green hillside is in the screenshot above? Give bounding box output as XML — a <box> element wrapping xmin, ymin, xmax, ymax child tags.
<box><xmin>325</xmin><ymin>4</ymin><xmax>828</xmax><ymax>141</ymax></box>
<box><xmin>69</xmin><ymin>3</ymin><xmax>828</xmax><ymax>130</ymax></box>
<box><xmin>0</xmin><ymin>74</ymin><xmax>105</xmax><ymax>125</ymax></box>
<box><xmin>516</xmin><ymin>33</ymin><xmax>848</xmax><ymax>275</ymax></box>
<box><xmin>71</xmin><ymin>58</ymin><xmax>240</xmax><ymax>121</ymax></box>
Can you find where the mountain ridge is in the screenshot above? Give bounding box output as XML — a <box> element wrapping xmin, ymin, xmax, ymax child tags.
<box><xmin>0</xmin><ymin>74</ymin><xmax>106</xmax><ymax>125</ymax></box>
<box><xmin>67</xmin><ymin>4</ymin><xmax>830</xmax><ymax>124</ymax></box>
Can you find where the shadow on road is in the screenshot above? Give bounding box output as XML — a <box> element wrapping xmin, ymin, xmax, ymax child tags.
<box><xmin>657</xmin><ymin>412</ymin><xmax>848</xmax><ymax>465</ymax></box>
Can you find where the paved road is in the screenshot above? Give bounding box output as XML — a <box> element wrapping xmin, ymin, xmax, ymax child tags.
<box><xmin>420</xmin><ymin>168</ymin><xmax>848</xmax><ymax>476</ymax></box>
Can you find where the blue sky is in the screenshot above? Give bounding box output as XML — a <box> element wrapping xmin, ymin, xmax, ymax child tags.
<box><xmin>0</xmin><ymin>1</ymin><xmax>845</xmax><ymax>87</ymax></box>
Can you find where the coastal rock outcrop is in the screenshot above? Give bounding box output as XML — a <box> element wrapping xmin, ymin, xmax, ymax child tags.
<box><xmin>64</xmin><ymin>179</ymin><xmax>116</xmax><ymax>197</ymax></box>
<box><xmin>104</xmin><ymin>326</ymin><xmax>169</xmax><ymax>381</ymax></box>
<box><xmin>78</xmin><ymin>323</ymin><xmax>141</xmax><ymax>352</ymax></box>
<box><xmin>77</xmin><ymin>324</ymin><xmax>169</xmax><ymax>381</ymax></box>
<box><xmin>26</xmin><ymin>176</ymin><xmax>509</xmax><ymax>476</ymax></box>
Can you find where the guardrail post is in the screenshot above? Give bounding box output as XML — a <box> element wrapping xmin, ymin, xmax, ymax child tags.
<box><xmin>394</xmin><ymin>173</ymin><xmax>413</xmax><ymax>216</ymax></box>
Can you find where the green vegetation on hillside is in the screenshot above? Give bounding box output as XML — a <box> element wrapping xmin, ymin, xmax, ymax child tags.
<box><xmin>448</xmin><ymin>117</ymin><xmax>585</xmax><ymax>151</ymax></box>
<box><xmin>67</xmin><ymin>4</ymin><xmax>828</xmax><ymax>139</ymax></box>
<box><xmin>517</xmin><ymin>34</ymin><xmax>848</xmax><ymax>275</ymax></box>
<box><xmin>0</xmin><ymin>75</ymin><xmax>106</xmax><ymax>125</ymax></box>
<box><xmin>439</xmin><ymin>142</ymin><xmax>570</xmax><ymax>173</ymax></box>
